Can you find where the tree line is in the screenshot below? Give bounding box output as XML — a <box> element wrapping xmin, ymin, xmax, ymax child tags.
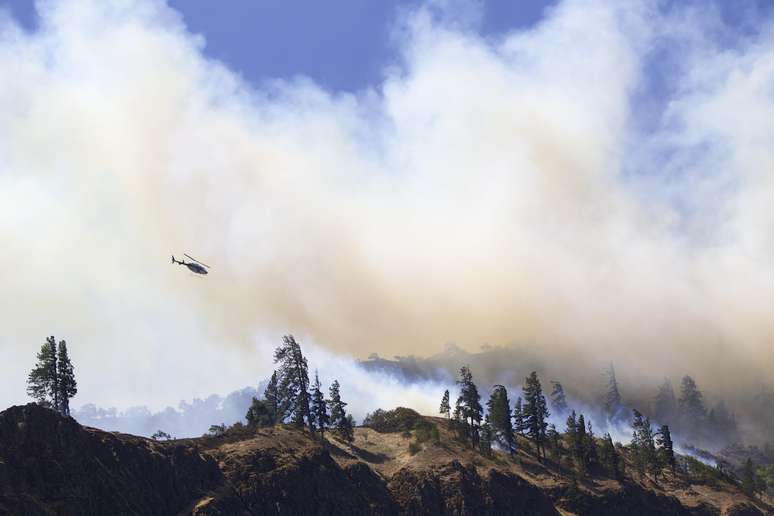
<box><xmin>438</xmin><ymin>366</ymin><xmax>677</xmax><ymax>483</ymax></box>
<box><xmin>244</xmin><ymin>335</ymin><xmax>354</xmax><ymax>443</ymax></box>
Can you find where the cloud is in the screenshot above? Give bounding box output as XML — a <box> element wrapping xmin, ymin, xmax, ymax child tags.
<box><xmin>1</xmin><ymin>0</ymin><xmax>773</xmax><ymax>412</ymax></box>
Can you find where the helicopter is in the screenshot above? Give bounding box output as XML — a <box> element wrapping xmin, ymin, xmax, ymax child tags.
<box><xmin>172</xmin><ymin>254</ymin><xmax>210</xmax><ymax>275</ymax></box>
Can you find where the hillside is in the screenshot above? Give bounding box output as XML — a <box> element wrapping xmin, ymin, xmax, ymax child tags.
<box><xmin>0</xmin><ymin>404</ymin><xmax>769</xmax><ymax>515</ymax></box>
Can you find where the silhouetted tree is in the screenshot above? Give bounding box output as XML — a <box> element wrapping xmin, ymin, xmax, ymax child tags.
<box><xmin>456</xmin><ymin>366</ymin><xmax>483</xmax><ymax>449</ymax></box>
<box><xmin>328</xmin><ymin>380</ymin><xmax>354</xmax><ymax>443</ymax></box>
<box><xmin>523</xmin><ymin>371</ymin><xmax>549</xmax><ymax>461</ymax></box>
<box><xmin>576</xmin><ymin>414</ymin><xmax>588</xmax><ymax>474</ymax></box>
<box><xmin>151</xmin><ymin>430</ymin><xmax>172</xmax><ymax>441</ymax></box>
<box><xmin>56</xmin><ymin>341</ymin><xmax>77</xmax><ymax>416</ymax></box>
<box><xmin>487</xmin><ymin>385</ymin><xmax>516</xmax><ymax>456</ymax></box>
<box><xmin>656</xmin><ymin>424</ymin><xmax>675</xmax><ymax>474</ymax></box>
<box><xmin>585</xmin><ymin>419</ymin><xmax>598</xmax><ymax>470</ymax></box>
<box><xmin>311</xmin><ymin>371</ymin><xmax>329</xmax><ymax>439</ymax></box>
<box><xmin>565</xmin><ymin>410</ymin><xmax>579</xmax><ymax>471</ymax></box>
<box><xmin>678</xmin><ymin>375</ymin><xmax>706</xmax><ymax>435</ymax></box>
<box><xmin>605</xmin><ymin>363</ymin><xmax>622</xmax><ymax>419</ymax></box>
<box><xmin>654</xmin><ymin>378</ymin><xmax>676</xmax><ymax>424</ymax></box>
<box><xmin>274</xmin><ymin>335</ymin><xmax>313</xmax><ymax>432</ymax></box>
<box><xmin>264</xmin><ymin>370</ymin><xmax>283</xmax><ymax>422</ymax></box>
<box><xmin>550</xmin><ymin>381</ymin><xmax>568</xmax><ymax>416</ymax></box>
<box><xmin>439</xmin><ymin>389</ymin><xmax>450</xmax><ymax>421</ymax></box>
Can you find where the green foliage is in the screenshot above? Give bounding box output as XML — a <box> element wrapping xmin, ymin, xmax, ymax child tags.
<box><xmin>415</xmin><ymin>420</ymin><xmax>437</xmax><ymax>443</ymax></box>
<box><xmin>599</xmin><ymin>432</ymin><xmax>622</xmax><ymax>479</ymax></box>
<box><xmin>479</xmin><ymin>418</ymin><xmax>493</xmax><ymax>457</ymax></box>
<box><xmin>408</xmin><ymin>441</ymin><xmax>422</xmax><ymax>455</ymax></box>
<box><xmin>27</xmin><ymin>336</ymin><xmax>77</xmax><ymax>415</ymax></box>
<box><xmin>328</xmin><ymin>380</ymin><xmax>354</xmax><ymax>443</ymax></box>
<box><xmin>456</xmin><ymin>366</ymin><xmax>483</xmax><ymax>449</ymax></box>
<box><xmin>631</xmin><ymin>409</ymin><xmax>658</xmax><ymax>480</ymax></box>
<box><xmin>246</xmin><ymin>397</ymin><xmax>275</xmax><ymax>427</ymax></box>
<box><xmin>656</xmin><ymin>425</ymin><xmax>676</xmax><ymax>473</ymax></box>
<box><xmin>264</xmin><ymin>370</ymin><xmax>285</xmax><ymax>423</ymax></box>
<box><xmin>151</xmin><ymin>430</ymin><xmax>172</xmax><ymax>441</ymax></box>
<box><xmin>311</xmin><ymin>371</ymin><xmax>329</xmax><ymax>438</ymax></box>
<box><xmin>487</xmin><ymin>384</ymin><xmax>516</xmax><ymax>456</ymax></box>
<box><xmin>362</xmin><ymin>407</ymin><xmax>422</xmax><ymax>433</ymax></box>
<box><xmin>741</xmin><ymin>458</ymin><xmax>757</xmax><ymax>497</ymax></box>
<box><xmin>439</xmin><ymin>389</ymin><xmax>450</xmax><ymax>419</ymax></box>
<box><xmin>56</xmin><ymin>341</ymin><xmax>77</xmax><ymax>416</ymax></box>
<box><xmin>274</xmin><ymin>335</ymin><xmax>313</xmax><ymax>432</ymax></box>
<box><xmin>522</xmin><ymin>371</ymin><xmax>549</xmax><ymax>461</ymax></box>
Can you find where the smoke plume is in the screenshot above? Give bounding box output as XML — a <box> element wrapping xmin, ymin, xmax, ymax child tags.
<box><xmin>1</xmin><ymin>0</ymin><xmax>774</xmax><ymax>412</ymax></box>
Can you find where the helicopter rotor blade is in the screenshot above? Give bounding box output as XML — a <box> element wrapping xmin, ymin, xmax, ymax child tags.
<box><xmin>184</xmin><ymin>253</ymin><xmax>210</xmax><ymax>268</ymax></box>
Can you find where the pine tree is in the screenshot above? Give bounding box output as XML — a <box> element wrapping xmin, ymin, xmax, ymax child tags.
<box><xmin>311</xmin><ymin>371</ymin><xmax>329</xmax><ymax>439</ymax></box>
<box><xmin>605</xmin><ymin>363</ymin><xmax>622</xmax><ymax>419</ymax></box>
<box><xmin>631</xmin><ymin>409</ymin><xmax>657</xmax><ymax>480</ymax></box>
<box><xmin>600</xmin><ymin>432</ymin><xmax>622</xmax><ymax>479</ymax></box>
<box><xmin>547</xmin><ymin>424</ymin><xmax>562</xmax><ymax>470</ymax></box>
<box><xmin>656</xmin><ymin>424</ymin><xmax>675</xmax><ymax>474</ymax></box>
<box><xmin>479</xmin><ymin>416</ymin><xmax>493</xmax><ymax>457</ymax></box>
<box><xmin>56</xmin><ymin>341</ymin><xmax>77</xmax><ymax>416</ymax></box>
<box><xmin>513</xmin><ymin>397</ymin><xmax>526</xmax><ymax>437</ymax></box>
<box><xmin>264</xmin><ymin>370</ymin><xmax>283</xmax><ymax>423</ymax></box>
<box><xmin>585</xmin><ymin>419</ymin><xmax>598</xmax><ymax>470</ymax></box>
<box><xmin>565</xmin><ymin>410</ymin><xmax>578</xmax><ymax>470</ymax></box>
<box><xmin>439</xmin><ymin>389</ymin><xmax>451</xmax><ymax>421</ymax></box>
<box><xmin>487</xmin><ymin>385</ymin><xmax>516</xmax><ymax>456</ymax></box>
<box><xmin>27</xmin><ymin>336</ymin><xmax>59</xmax><ymax>411</ymax></box>
<box><xmin>576</xmin><ymin>414</ymin><xmax>588</xmax><ymax>474</ymax></box>
<box><xmin>653</xmin><ymin>378</ymin><xmax>676</xmax><ymax>423</ymax></box>
<box><xmin>678</xmin><ymin>375</ymin><xmax>706</xmax><ymax>435</ymax></box>
<box><xmin>456</xmin><ymin>366</ymin><xmax>483</xmax><ymax>449</ymax></box>
<box><xmin>550</xmin><ymin>381</ymin><xmax>568</xmax><ymax>416</ymax></box>
<box><xmin>522</xmin><ymin>371</ymin><xmax>549</xmax><ymax>461</ymax></box>
<box><xmin>274</xmin><ymin>335</ymin><xmax>313</xmax><ymax>432</ymax></box>
<box><xmin>328</xmin><ymin>380</ymin><xmax>354</xmax><ymax>443</ymax></box>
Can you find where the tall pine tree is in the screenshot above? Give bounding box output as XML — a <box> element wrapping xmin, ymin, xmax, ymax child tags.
<box><xmin>439</xmin><ymin>390</ymin><xmax>450</xmax><ymax>421</ymax></box>
<box><xmin>56</xmin><ymin>341</ymin><xmax>77</xmax><ymax>416</ymax></box>
<box><xmin>653</xmin><ymin>378</ymin><xmax>676</xmax><ymax>424</ymax></box>
<box><xmin>311</xmin><ymin>371</ymin><xmax>329</xmax><ymax>440</ymax></box>
<box><xmin>274</xmin><ymin>335</ymin><xmax>313</xmax><ymax>432</ymax></box>
<box><xmin>27</xmin><ymin>336</ymin><xmax>59</xmax><ymax>410</ymax></box>
<box><xmin>550</xmin><ymin>381</ymin><xmax>568</xmax><ymax>416</ymax></box>
<box><xmin>264</xmin><ymin>370</ymin><xmax>283</xmax><ymax>423</ymax></box>
<box><xmin>456</xmin><ymin>366</ymin><xmax>483</xmax><ymax>449</ymax></box>
<box><xmin>522</xmin><ymin>371</ymin><xmax>549</xmax><ymax>461</ymax></box>
<box><xmin>656</xmin><ymin>424</ymin><xmax>675</xmax><ymax>474</ymax></box>
<box><xmin>487</xmin><ymin>385</ymin><xmax>516</xmax><ymax>456</ymax></box>
<box><xmin>605</xmin><ymin>363</ymin><xmax>622</xmax><ymax>419</ymax></box>
<box><xmin>328</xmin><ymin>380</ymin><xmax>354</xmax><ymax>443</ymax></box>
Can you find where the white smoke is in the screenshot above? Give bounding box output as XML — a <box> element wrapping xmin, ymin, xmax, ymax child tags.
<box><xmin>0</xmin><ymin>0</ymin><xmax>773</xmax><ymax>414</ymax></box>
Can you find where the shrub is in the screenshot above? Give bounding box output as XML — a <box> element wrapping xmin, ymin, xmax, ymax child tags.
<box><xmin>362</xmin><ymin>407</ymin><xmax>422</xmax><ymax>433</ymax></box>
<box><xmin>409</xmin><ymin>441</ymin><xmax>422</xmax><ymax>455</ymax></box>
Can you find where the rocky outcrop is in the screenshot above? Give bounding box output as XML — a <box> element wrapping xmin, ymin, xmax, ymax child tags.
<box><xmin>0</xmin><ymin>404</ymin><xmax>222</xmax><ymax>515</ymax></box>
<box><xmin>388</xmin><ymin>460</ymin><xmax>560</xmax><ymax>515</ymax></box>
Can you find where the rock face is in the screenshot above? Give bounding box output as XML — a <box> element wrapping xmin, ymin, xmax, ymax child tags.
<box><xmin>389</xmin><ymin>460</ymin><xmax>560</xmax><ymax>515</ymax></box>
<box><xmin>0</xmin><ymin>404</ymin><xmax>222</xmax><ymax>515</ymax></box>
<box><xmin>0</xmin><ymin>405</ymin><xmax>768</xmax><ymax>516</ymax></box>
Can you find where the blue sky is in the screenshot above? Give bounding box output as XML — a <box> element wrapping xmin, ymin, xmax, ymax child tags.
<box><xmin>2</xmin><ymin>0</ymin><xmax>553</xmax><ymax>91</ymax></box>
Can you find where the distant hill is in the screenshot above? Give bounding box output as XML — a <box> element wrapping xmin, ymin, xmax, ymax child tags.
<box><xmin>1</xmin><ymin>404</ymin><xmax>769</xmax><ymax>515</ymax></box>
